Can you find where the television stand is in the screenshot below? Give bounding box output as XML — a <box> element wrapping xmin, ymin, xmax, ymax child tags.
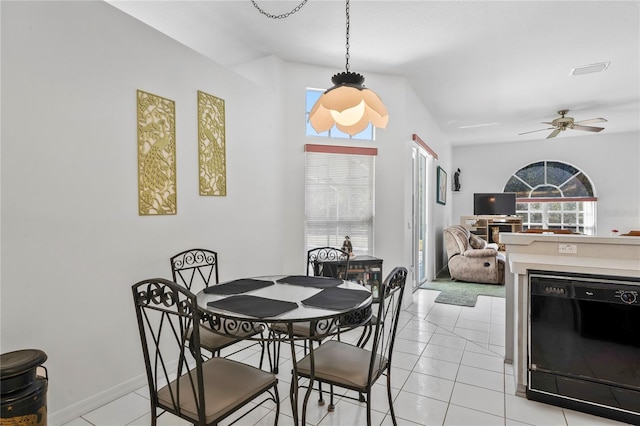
<box><xmin>461</xmin><ymin>215</ymin><xmax>523</xmax><ymax>246</ymax></box>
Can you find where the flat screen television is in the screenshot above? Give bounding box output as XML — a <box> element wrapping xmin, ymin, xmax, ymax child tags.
<box><xmin>473</xmin><ymin>193</ymin><xmax>516</xmax><ymax>216</ymax></box>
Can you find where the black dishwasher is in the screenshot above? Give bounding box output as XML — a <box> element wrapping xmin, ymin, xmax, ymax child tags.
<box><xmin>528</xmin><ymin>271</ymin><xmax>640</xmax><ymax>424</ymax></box>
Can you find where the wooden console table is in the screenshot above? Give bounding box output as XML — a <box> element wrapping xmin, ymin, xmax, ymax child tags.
<box><xmin>461</xmin><ymin>215</ymin><xmax>523</xmax><ymax>245</ymax></box>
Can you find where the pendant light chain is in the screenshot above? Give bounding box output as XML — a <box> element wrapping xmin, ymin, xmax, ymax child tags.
<box><xmin>308</xmin><ymin>0</ymin><xmax>389</xmax><ymax>136</ymax></box>
<box><xmin>345</xmin><ymin>0</ymin><xmax>351</xmax><ymax>72</ymax></box>
<box><xmin>251</xmin><ymin>0</ymin><xmax>309</xmax><ymax>20</ymax></box>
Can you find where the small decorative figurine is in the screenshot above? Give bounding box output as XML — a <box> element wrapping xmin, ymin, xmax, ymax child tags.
<box><xmin>342</xmin><ymin>236</ymin><xmax>354</xmax><ymax>257</ymax></box>
<box><xmin>453</xmin><ymin>168</ymin><xmax>461</xmax><ymax>191</ymax></box>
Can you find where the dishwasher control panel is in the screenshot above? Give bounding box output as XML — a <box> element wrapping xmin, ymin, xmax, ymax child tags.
<box><xmin>530</xmin><ymin>271</ymin><xmax>640</xmax><ymax>306</ymax></box>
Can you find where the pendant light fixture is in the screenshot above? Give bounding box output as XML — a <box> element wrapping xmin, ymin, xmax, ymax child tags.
<box><xmin>308</xmin><ymin>0</ymin><xmax>389</xmax><ymax>137</ymax></box>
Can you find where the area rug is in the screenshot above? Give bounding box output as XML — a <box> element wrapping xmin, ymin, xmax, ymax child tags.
<box><xmin>420</xmin><ymin>272</ymin><xmax>505</xmax><ymax>307</ymax></box>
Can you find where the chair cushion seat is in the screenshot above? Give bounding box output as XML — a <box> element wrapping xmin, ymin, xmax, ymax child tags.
<box><xmin>157</xmin><ymin>357</ymin><xmax>277</xmax><ymax>424</ymax></box>
<box><xmin>189</xmin><ymin>323</ymin><xmax>260</xmax><ymax>352</ymax></box>
<box><xmin>270</xmin><ymin>321</ymin><xmax>337</xmax><ymax>338</ymax></box>
<box><xmin>296</xmin><ymin>340</ymin><xmax>387</xmax><ymax>390</ymax></box>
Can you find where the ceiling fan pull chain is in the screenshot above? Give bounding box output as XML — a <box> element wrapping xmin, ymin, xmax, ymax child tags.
<box><xmin>251</xmin><ymin>0</ymin><xmax>309</xmax><ymax>20</ymax></box>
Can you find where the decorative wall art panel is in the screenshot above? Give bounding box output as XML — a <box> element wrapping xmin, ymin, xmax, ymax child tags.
<box><xmin>137</xmin><ymin>90</ymin><xmax>177</xmax><ymax>215</ymax></box>
<box><xmin>436</xmin><ymin>166</ymin><xmax>447</xmax><ymax>205</ymax></box>
<box><xmin>197</xmin><ymin>90</ymin><xmax>226</xmax><ymax>196</ymax></box>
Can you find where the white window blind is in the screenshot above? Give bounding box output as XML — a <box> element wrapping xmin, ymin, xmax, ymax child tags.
<box><xmin>304</xmin><ymin>144</ymin><xmax>376</xmax><ymax>255</ymax></box>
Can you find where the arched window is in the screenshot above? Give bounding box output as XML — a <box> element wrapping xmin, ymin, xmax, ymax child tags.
<box><xmin>504</xmin><ymin>161</ymin><xmax>597</xmax><ymax>235</ymax></box>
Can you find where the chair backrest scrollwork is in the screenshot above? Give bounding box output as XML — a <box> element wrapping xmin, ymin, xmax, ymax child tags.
<box><xmin>170</xmin><ymin>248</ymin><xmax>219</xmax><ymax>291</ymax></box>
<box><xmin>307</xmin><ymin>247</ymin><xmax>351</xmax><ymax>279</ymax></box>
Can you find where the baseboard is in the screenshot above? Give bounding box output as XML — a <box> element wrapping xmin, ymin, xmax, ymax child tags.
<box><xmin>48</xmin><ymin>373</ymin><xmax>147</xmax><ymax>426</ymax></box>
<box><xmin>48</xmin><ymin>358</ymin><xmax>187</xmax><ymax>426</ymax></box>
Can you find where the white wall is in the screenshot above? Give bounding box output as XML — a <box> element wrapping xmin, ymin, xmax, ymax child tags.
<box><xmin>451</xmin><ymin>132</ymin><xmax>640</xmax><ymax>234</ymax></box>
<box><xmin>1</xmin><ymin>1</ymin><xmax>453</xmax><ymax>423</ymax></box>
<box><xmin>1</xmin><ymin>1</ymin><xmax>284</xmax><ymax>422</ymax></box>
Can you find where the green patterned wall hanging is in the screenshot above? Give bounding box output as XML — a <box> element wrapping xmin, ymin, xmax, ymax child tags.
<box><xmin>137</xmin><ymin>90</ymin><xmax>177</xmax><ymax>215</ymax></box>
<box><xmin>198</xmin><ymin>90</ymin><xmax>226</xmax><ymax>196</ymax></box>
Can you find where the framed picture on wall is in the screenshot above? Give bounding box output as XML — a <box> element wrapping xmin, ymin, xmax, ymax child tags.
<box><xmin>437</xmin><ymin>166</ymin><xmax>447</xmax><ymax>205</ymax></box>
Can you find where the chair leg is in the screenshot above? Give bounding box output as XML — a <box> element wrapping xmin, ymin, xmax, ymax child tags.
<box><xmin>273</xmin><ymin>344</ymin><xmax>280</xmax><ymax>374</ymax></box>
<box><xmin>257</xmin><ymin>329</ymin><xmax>269</xmax><ymax>370</ymax></box>
<box><xmin>307</xmin><ymin>339</ymin><xmax>325</xmax><ymax>406</ymax></box>
<box><xmin>328</xmin><ymin>384</ymin><xmax>335</xmax><ymax>412</ymax></box>
<box><xmin>301</xmin><ymin>376</ymin><xmax>315</xmax><ymax>426</ymax></box>
<box><xmin>387</xmin><ymin>372</ymin><xmax>397</xmax><ymax>426</ymax></box>
<box><xmin>318</xmin><ymin>383</ymin><xmax>325</xmax><ymax>406</ymax></box>
<box><xmin>272</xmin><ymin>383</ymin><xmax>280</xmax><ymax>426</ymax></box>
<box><xmin>270</xmin><ymin>330</ymin><xmax>280</xmax><ymax>374</ymax></box>
<box><xmin>258</xmin><ymin>340</ymin><xmax>268</xmax><ymax>370</ymax></box>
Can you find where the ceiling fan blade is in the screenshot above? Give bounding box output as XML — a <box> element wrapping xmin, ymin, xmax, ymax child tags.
<box><xmin>541</xmin><ymin>122</ymin><xmax>554</xmax><ymax>125</ymax></box>
<box><xmin>571</xmin><ymin>124</ymin><xmax>605</xmax><ymax>132</ymax></box>
<box><xmin>519</xmin><ymin>127</ymin><xmax>555</xmax><ymax>135</ymax></box>
<box><xmin>547</xmin><ymin>129</ymin><xmax>561</xmax><ymax>139</ymax></box>
<box><xmin>574</xmin><ymin>118</ymin><xmax>607</xmax><ymax>125</ymax></box>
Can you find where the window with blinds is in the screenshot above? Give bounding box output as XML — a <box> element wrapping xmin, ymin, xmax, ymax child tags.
<box><xmin>304</xmin><ymin>144</ymin><xmax>377</xmax><ymax>255</ymax></box>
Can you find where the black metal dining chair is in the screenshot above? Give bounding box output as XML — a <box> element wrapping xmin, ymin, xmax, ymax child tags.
<box><xmin>170</xmin><ymin>248</ymin><xmax>220</xmax><ymax>292</ymax></box>
<box><xmin>307</xmin><ymin>246</ymin><xmax>351</xmax><ymax>279</ymax></box>
<box><xmin>131</xmin><ymin>278</ymin><xmax>279</xmax><ymax>426</ymax></box>
<box><xmin>294</xmin><ymin>266</ymin><xmax>408</xmax><ymax>426</ymax></box>
<box><xmin>269</xmin><ymin>247</ymin><xmax>350</xmax><ymax>377</ymax></box>
<box><xmin>170</xmin><ymin>248</ymin><xmax>267</xmax><ymax>367</ymax></box>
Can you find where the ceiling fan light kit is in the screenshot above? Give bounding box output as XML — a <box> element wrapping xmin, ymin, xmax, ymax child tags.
<box><xmin>519</xmin><ymin>109</ymin><xmax>607</xmax><ymax>139</ymax></box>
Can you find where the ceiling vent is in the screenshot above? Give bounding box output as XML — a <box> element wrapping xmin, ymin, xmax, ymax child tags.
<box><xmin>570</xmin><ymin>62</ymin><xmax>610</xmax><ymax>76</ymax></box>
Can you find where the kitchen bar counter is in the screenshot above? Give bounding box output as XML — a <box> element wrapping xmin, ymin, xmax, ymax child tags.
<box><xmin>500</xmin><ymin>233</ymin><xmax>640</xmax><ymax>396</ymax></box>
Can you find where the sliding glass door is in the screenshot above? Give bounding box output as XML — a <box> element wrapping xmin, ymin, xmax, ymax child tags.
<box><xmin>412</xmin><ymin>146</ymin><xmax>429</xmax><ymax>291</ymax></box>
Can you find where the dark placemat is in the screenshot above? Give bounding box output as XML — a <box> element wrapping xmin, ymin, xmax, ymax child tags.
<box><xmin>203</xmin><ymin>279</ymin><xmax>274</xmax><ymax>295</ymax></box>
<box><xmin>277</xmin><ymin>275</ymin><xmax>342</xmax><ymax>288</ymax></box>
<box><xmin>207</xmin><ymin>295</ymin><xmax>298</xmax><ymax>318</ymax></box>
<box><xmin>301</xmin><ymin>287</ymin><xmax>371</xmax><ymax>311</ymax></box>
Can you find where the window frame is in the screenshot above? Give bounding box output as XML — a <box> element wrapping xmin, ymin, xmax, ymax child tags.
<box><xmin>304</xmin><ymin>144</ymin><xmax>377</xmax><ymax>255</ymax></box>
<box><xmin>504</xmin><ymin>161</ymin><xmax>597</xmax><ymax>234</ymax></box>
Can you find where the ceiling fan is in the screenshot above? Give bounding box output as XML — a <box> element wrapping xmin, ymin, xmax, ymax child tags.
<box><xmin>519</xmin><ymin>110</ymin><xmax>607</xmax><ymax>139</ymax></box>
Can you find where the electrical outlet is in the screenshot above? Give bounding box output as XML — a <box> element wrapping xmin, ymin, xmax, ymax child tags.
<box><xmin>558</xmin><ymin>244</ymin><xmax>578</xmax><ymax>254</ymax></box>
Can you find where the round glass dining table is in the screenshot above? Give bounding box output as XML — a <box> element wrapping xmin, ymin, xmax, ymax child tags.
<box><xmin>196</xmin><ymin>274</ymin><xmax>373</xmax><ymax>425</ymax></box>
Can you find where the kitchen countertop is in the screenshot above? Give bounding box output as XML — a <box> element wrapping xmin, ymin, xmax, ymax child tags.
<box><xmin>501</xmin><ymin>232</ymin><xmax>640</xmax><ymax>397</ymax></box>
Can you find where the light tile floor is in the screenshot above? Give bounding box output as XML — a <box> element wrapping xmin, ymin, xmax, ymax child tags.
<box><xmin>63</xmin><ymin>290</ymin><xmax>630</xmax><ymax>426</ymax></box>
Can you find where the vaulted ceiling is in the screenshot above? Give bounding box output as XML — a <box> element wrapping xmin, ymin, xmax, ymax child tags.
<box><xmin>108</xmin><ymin>0</ymin><xmax>640</xmax><ymax>146</ymax></box>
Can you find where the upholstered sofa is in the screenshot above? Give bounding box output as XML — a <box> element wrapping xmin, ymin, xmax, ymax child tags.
<box><xmin>443</xmin><ymin>225</ymin><xmax>505</xmax><ymax>285</ymax></box>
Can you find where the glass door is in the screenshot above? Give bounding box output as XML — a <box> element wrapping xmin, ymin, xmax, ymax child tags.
<box><xmin>412</xmin><ymin>146</ymin><xmax>429</xmax><ymax>291</ymax></box>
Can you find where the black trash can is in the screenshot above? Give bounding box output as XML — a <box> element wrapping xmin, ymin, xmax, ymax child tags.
<box><xmin>0</xmin><ymin>349</ymin><xmax>48</xmax><ymax>426</ymax></box>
